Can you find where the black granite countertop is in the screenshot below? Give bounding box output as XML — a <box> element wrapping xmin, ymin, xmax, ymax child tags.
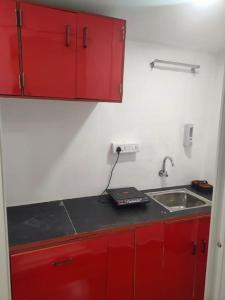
<box><xmin>7</xmin><ymin>185</ymin><xmax>212</xmax><ymax>247</ymax></box>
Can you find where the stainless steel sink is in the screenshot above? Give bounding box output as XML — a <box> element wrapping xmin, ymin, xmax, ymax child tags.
<box><xmin>145</xmin><ymin>188</ymin><xmax>211</xmax><ymax>212</ymax></box>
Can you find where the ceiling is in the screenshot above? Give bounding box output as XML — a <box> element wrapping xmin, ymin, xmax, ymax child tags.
<box><xmin>29</xmin><ymin>0</ymin><xmax>225</xmax><ymax>53</ymax></box>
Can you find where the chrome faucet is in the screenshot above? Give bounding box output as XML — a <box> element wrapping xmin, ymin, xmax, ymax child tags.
<box><xmin>159</xmin><ymin>156</ymin><xmax>175</xmax><ymax>177</ymax></box>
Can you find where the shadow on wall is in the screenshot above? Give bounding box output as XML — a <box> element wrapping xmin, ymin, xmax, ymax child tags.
<box><xmin>184</xmin><ymin>146</ymin><xmax>192</xmax><ymax>159</ymax></box>
<box><xmin>0</xmin><ymin>99</ymin><xmax>97</xmax><ymax>200</ymax></box>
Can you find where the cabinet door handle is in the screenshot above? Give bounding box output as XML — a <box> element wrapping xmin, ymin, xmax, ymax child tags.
<box><xmin>53</xmin><ymin>258</ymin><xmax>73</xmax><ymax>267</ymax></box>
<box><xmin>201</xmin><ymin>240</ymin><xmax>207</xmax><ymax>254</ymax></box>
<box><xmin>192</xmin><ymin>242</ymin><xmax>197</xmax><ymax>255</ymax></box>
<box><xmin>66</xmin><ymin>25</ymin><xmax>71</xmax><ymax>47</ymax></box>
<box><xmin>83</xmin><ymin>27</ymin><xmax>88</xmax><ymax>48</ymax></box>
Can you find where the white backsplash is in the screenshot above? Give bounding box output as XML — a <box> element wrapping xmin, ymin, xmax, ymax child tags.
<box><xmin>1</xmin><ymin>41</ymin><xmax>224</xmax><ymax>206</ymax></box>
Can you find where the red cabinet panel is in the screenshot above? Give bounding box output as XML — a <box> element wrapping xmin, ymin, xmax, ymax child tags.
<box><xmin>0</xmin><ymin>0</ymin><xmax>20</xmax><ymax>95</ymax></box>
<box><xmin>163</xmin><ymin>219</ymin><xmax>198</xmax><ymax>300</ymax></box>
<box><xmin>20</xmin><ymin>2</ymin><xmax>77</xmax><ymax>99</ymax></box>
<box><xmin>106</xmin><ymin>231</ymin><xmax>134</xmax><ymax>300</ymax></box>
<box><xmin>195</xmin><ymin>216</ymin><xmax>211</xmax><ymax>300</ymax></box>
<box><xmin>76</xmin><ymin>13</ymin><xmax>125</xmax><ymax>101</ymax></box>
<box><xmin>11</xmin><ymin>237</ymin><xmax>108</xmax><ymax>300</ymax></box>
<box><xmin>135</xmin><ymin>222</ymin><xmax>164</xmax><ymax>300</ymax></box>
<box><xmin>110</xmin><ymin>20</ymin><xmax>126</xmax><ymax>101</ymax></box>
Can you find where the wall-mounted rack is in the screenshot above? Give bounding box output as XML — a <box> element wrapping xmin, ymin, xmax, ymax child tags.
<box><xmin>150</xmin><ymin>59</ymin><xmax>200</xmax><ymax>74</ymax></box>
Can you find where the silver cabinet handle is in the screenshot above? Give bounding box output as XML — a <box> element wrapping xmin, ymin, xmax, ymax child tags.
<box><xmin>66</xmin><ymin>25</ymin><xmax>71</xmax><ymax>47</ymax></box>
<box><xmin>201</xmin><ymin>240</ymin><xmax>207</xmax><ymax>254</ymax></box>
<box><xmin>83</xmin><ymin>27</ymin><xmax>88</xmax><ymax>48</ymax></box>
<box><xmin>192</xmin><ymin>242</ymin><xmax>197</xmax><ymax>255</ymax></box>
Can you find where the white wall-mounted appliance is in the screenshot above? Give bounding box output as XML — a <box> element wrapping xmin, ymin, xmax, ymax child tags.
<box><xmin>183</xmin><ymin>124</ymin><xmax>194</xmax><ymax>147</ymax></box>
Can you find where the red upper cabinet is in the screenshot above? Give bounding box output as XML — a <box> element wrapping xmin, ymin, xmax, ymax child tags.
<box><xmin>11</xmin><ymin>237</ymin><xmax>108</xmax><ymax>300</ymax></box>
<box><xmin>135</xmin><ymin>222</ymin><xmax>164</xmax><ymax>300</ymax></box>
<box><xmin>76</xmin><ymin>13</ymin><xmax>126</xmax><ymax>102</ymax></box>
<box><xmin>19</xmin><ymin>2</ymin><xmax>77</xmax><ymax>99</ymax></box>
<box><xmin>163</xmin><ymin>218</ymin><xmax>198</xmax><ymax>300</ymax></box>
<box><xmin>0</xmin><ymin>0</ymin><xmax>20</xmax><ymax>95</ymax></box>
<box><xmin>195</xmin><ymin>216</ymin><xmax>211</xmax><ymax>300</ymax></box>
<box><xmin>0</xmin><ymin>1</ymin><xmax>126</xmax><ymax>101</ymax></box>
<box><xmin>106</xmin><ymin>231</ymin><xmax>134</xmax><ymax>300</ymax></box>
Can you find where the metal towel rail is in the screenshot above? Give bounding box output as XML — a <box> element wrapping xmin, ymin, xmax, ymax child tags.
<box><xmin>150</xmin><ymin>59</ymin><xmax>200</xmax><ymax>74</ymax></box>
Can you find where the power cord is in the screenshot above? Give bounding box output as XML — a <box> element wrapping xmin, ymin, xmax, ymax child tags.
<box><xmin>101</xmin><ymin>147</ymin><xmax>121</xmax><ymax>196</ymax></box>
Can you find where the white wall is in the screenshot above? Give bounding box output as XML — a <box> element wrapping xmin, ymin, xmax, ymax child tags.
<box><xmin>201</xmin><ymin>54</ymin><xmax>225</xmax><ymax>185</ymax></box>
<box><xmin>1</xmin><ymin>41</ymin><xmax>223</xmax><ymax>207</ymax></box>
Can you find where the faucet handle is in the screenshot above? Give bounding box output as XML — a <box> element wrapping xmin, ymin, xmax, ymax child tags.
<box><xmin>159</xmin><ymin>170</ymin><xmax>164</xmax><ymax>177</ymax></box>
<box><xmin>159</xmin><ymin>170</ymin><xmax>168</xmax><ymax>177</ymax></box>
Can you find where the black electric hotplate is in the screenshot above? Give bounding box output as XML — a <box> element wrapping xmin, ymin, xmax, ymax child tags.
<box><xmin>107</xmin><ymin>187</ymin><xmax>150</xmax><ymax>206</ymax></box>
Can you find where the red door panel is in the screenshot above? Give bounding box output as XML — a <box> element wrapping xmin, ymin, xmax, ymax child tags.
<box><xmin>76</xmin><ymin>13</ymin><xmax>112</xmax><ymax>101</ymax></box>
<box><xmin>110</xmin><ymin>19</ymin><xmax>126</xmax><ymax>102</ymax></box>
<box><xmin>135</xmin><ymin>222</ymin><xmax>164</xmax><ymax>300</ymax></box>
<box><xmin>106</xmin><ymin>231</ymin><xmax>134</xmax><ymax>300</ymax></box>
<box><xmin>11</xmin><ymin>237</ymin><xmax>108</xmax><ymax>300</ymax></box>
<box><xmin>76</xmin><ymin>13</ymin><xmax>125</xmax><ymax>101</ymax></box>
<box><xmin>0</xmin><ymin>0</ymin><xmax>20</xmax><ymax>95</ymax></box>
<box><xmin>20</xmin><ymin>2</ymin><xmax>76</xmax><ymax>99</ymax></box>
<box><xmin>163</xmin><ymin>219</ymin><xmax>198</xmax><ymax>300</ymax></box>
<box><xmin>195</xmin><ymin>216</ymin><xmax>210</xmax><ymax>300</ymax></box>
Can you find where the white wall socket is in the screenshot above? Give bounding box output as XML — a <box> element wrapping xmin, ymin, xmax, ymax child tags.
<box><xmin>111</xmin><ymin>143</ymin><xmax>140</xmax><ymax>154</ymax></box>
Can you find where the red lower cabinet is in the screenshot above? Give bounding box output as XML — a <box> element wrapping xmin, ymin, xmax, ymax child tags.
<box><xmin>106</xmin><ymin>231</ymin><xmax>134</xmax><ymax>300</ymax></box>
<box><xmin>163</xmin><ymin>218</ymin><xmax>198</xmax><ymax>300</ymax></box>
<box><xmin>11</xmin><ymin>237</ymin><xmax>108</xmax><ymax>300</ymax></box>
<box><xmin>10</xmin><ymin>215</ymin><xmax>211</xmax><ymax>300</ymax></box>
<box><xmin>195</xmin><ymin>216</ymin><xmax>211</xmax><ymax>300</ymax></box>
<box><xmin>135</xmin><ymin>222</ymin><xmax>164</xmax><ymax>300</ymax></box>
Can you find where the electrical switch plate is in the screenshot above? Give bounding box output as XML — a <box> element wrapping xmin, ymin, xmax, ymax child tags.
<box><xmin>111</xmin><ymin>143</ymin><xmax>140</xmax><ymax>154</ymax></box>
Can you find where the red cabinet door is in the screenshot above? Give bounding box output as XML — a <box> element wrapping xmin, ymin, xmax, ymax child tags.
<box><xmin>135</xmin><ymin>222</ymin><xmax>164</xmax><ymax>300</ymax></box>
<box><xmin>20</xmin><ymin>2</ymin><xmax>77</xmax><ymax>99</ymax></box>
<box><xmin>110</xmin><ymin>19</ymin><xmax>126</xmax><ymax>101</ymax></box>
<box><xmin>0</xmin><ymin>0</ymin><xmax>20</xmax><ymax>95</ymax></box>
<box><xmin>76</xmin><ymin>13</ymin><xmax>125</xmax><ymax>101</ymax></box>
<box><xmin>106</xmin><ymin>231</ymin><xmax>134</xmax><ymax>300</ymax></box>
<box><xmin>163</xmin><ymin>219</ymin><xmax>198</xmax><ymax>300</ymax></box>
<box><xmin>195</xmin><ymin>216</ymin><xmax>211</xmax><ymax>300</ymax></box>
<box><xmin>11</xmin><ymin>237</ymin><xmax>108</xmax><ymax>300</ymax></box>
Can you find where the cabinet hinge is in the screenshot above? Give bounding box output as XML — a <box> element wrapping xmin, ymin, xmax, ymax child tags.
<box><xmin>19</xmin><ymin>73</ymin><xmax>25</xmax><ymax>90</ymax></box>
<box><xmin>16</xmin><ymin>9</ymin><xmax>22</xmax><ymax>27</ymax></box>
<box><xmin>119</xmin><ymin>83</ymin><xmax>123</xmax><ymax>96</ymax></box>
<box><xmin>122</xmin><ymin>26</ymin><xmax>126</xmax><ymax>41</ymax></box>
